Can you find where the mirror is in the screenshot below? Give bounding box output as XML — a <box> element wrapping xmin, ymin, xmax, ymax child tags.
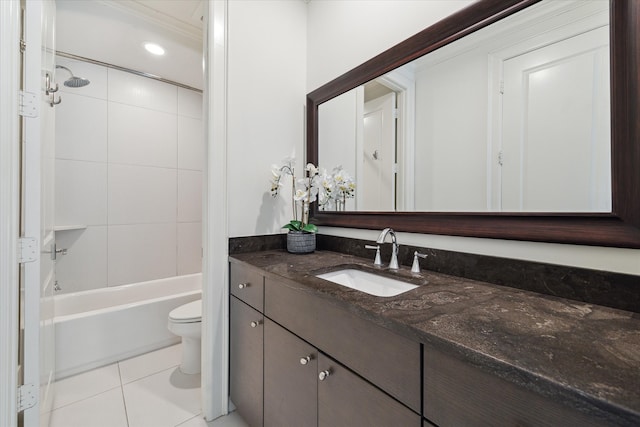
<box><xmin>307</xmin><ymin>0</ymin><xmax>640</xmax><ymax>248</ymax></box>
<box><xmin>319</xmin><ymin>0</ymin><xmax>611</xmax><ymax>213</ymax></box>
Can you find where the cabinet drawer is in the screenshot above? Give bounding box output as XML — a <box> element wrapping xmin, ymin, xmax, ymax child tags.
<box><xmin>318</xmin><ymin>353</ymin><xmax>421</xmax><ymax>427</ymax></box>
<box><xmin>265</xmin><ymin>277</ymin><xmax>421</xmax><ymax>413</ymax></box>
<box><xmin>424</xmin><ymin>344</ymin><xmax>604</xmax><ymax>427</ymax></box>
<box><xmin>230</xmin><ymin>263</ymin><xmax>264</xmax><ymax>311</ymax></box>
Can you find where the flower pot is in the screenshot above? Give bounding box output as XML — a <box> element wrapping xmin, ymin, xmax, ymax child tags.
<box><xmin>286</xmin><ymin>231</ymin><xmax>316</xmax><ymax>254</ymax></box>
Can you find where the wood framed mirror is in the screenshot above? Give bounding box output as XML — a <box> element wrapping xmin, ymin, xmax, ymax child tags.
<box><xmin>306</xmin><ymin>0</ymin><xmax>639</xmax><ymax>248</ymax></box>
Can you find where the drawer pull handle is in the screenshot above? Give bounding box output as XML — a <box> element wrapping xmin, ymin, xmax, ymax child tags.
<box><xmin>238</xmin><ymin>283</ymin><xmax>249</xmax><ymax>289</ymax></box>
<box><xmin>318</xmin><ymin>369</ymin><xmax>331</xmax><ymax>381</ymax></box>
<box><xmin>250</xmin><ymin>320</ymin><xmax>262</xmax><ymax>328</ymax></box>
<box><xmin>300</xmin><ymin>355</ymin><xmax>312</xmax><ymax>365</ymax></box>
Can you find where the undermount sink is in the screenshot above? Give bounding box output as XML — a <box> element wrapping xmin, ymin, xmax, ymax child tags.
<box><xmin>316</xmin><ymin>268</ymin><xmax>418</xmax><ymax>297</ymax></box>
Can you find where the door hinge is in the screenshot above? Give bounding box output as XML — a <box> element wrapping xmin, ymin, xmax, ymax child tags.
<box><xmin>392</xmin><ymin>108</ymin><xmax>399</xmax><ymax>119</ymax></box>
<box><xmin>498</xmin><ymin>150</ymin><xmax>504</xmax><ymax>166</ymax></box>
<box><xmin>18</xmin><ymin>237</ymin><xmax>38</xmax><ymax>263</ymax></box>
<box><xmin>499</xmin><ymin>80</ymin><xmax>505</xmax><ymax>95</ymax></box>
<box><xmin>17</xmin><ymin>383</ymin><xmax>37</xmax><ymax>412</ymax></box>
<box><xmin>20</xmin><ymin>39</ymin><xmax>26</xmax><ymax>53</ymax></box>
<box><xmin>19</xmin><ymin>90</ymin><xmax>37</xmax><ymax>118</ymax></box>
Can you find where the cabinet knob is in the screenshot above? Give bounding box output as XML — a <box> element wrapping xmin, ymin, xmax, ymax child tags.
<box><xmin>318</xmin><ymin>369</ymin><xmax>331</xmax><ymax>381</ymax></box>
<box><xmin>300</xmin><ymin>355</ymin><xmax>312</xmax><ymax>365</ymax></box>
<box><xmin>238</xmin><ymin>283</ymin><xmax>249</xmax><ymax>289</ymax></box>
<box><xmin>250</xmin><ymin>320</ymin><xmax>262</xmax><ymax>328</ymax></box>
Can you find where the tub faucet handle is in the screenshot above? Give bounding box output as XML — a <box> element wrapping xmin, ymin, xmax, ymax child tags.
<box><xmin>364</xmin><ymin>244</ymin><xmax>382</xmax><ymax>266</ymax></box>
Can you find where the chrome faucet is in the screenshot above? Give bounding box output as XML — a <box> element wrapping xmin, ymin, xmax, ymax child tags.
<box><xmin>376</xmin><ymin>228</ymin><xmax>399</xmax><ymax>270</ymax></box>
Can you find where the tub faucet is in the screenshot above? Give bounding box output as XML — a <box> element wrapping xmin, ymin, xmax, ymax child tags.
<box><xmin>376</xmin><ymin>228</ymin><xmax>399</xmax><ymax>270</ymax></box>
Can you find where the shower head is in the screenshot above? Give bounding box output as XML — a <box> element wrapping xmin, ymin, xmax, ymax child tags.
<box><xmin>55</xmin><ymin>65</ymin><xmax>91</xmax><ymax>88</ymax></box>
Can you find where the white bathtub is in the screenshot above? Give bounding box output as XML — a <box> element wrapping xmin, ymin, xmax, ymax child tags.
<box><xmin>54</xmin><ymin>274</ymin><xmax>202</xmax><ymax>379</ymax></box>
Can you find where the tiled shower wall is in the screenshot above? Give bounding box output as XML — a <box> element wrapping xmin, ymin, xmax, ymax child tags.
<box><xmin>54</xmin><ymin>57</ymin><xmax>203</xmax><ymax>293</ymax></box>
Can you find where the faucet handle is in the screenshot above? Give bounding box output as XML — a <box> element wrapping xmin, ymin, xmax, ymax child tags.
<box><xmin>411</xmin><ymin>251</ymin><xmax>428</xmax><ymax>273</ymax></box>
<box><xmin>364</xmin><ymin>244</ymin><xmax>382</xmax><ymax>266</ymax></box>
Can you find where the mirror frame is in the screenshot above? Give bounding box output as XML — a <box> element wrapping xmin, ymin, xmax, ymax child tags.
<box><xmin>307</xmin><ymin>0</ymin><xmax>640</xmax><ymax>248</ymax></box>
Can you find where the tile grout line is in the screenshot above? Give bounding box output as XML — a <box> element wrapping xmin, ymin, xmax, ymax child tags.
<box><xmin>117</xmin><ymin>362</ymin><xmax>131</xmax><ymax>427</ymax></box>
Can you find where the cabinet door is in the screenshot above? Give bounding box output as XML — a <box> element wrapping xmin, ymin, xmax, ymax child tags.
<box><xmin>264</xmin><ymin>320</ymin><xmax>317</xmax><ymax>427</ymax></box>
<box><xmin>318</xmin><ymin>353</ymin><xmax>420</xmax><ymax>427</ymax></box>
<box><xmin>230</xmin><ymin>297</ymin><xmax>263</xmax><ymax>427</ymax></box>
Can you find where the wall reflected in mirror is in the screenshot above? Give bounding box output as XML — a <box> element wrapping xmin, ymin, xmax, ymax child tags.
<box><xmin>318</xmin><ymin>0</ymin><xmax>611</xmax><ymax>213</ymax></box>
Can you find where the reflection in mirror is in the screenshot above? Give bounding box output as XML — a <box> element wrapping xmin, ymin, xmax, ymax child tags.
<box><xmin>317</xmin><ymin>0</ymin><xmax>610</xmax><ymax>213</ymax></box>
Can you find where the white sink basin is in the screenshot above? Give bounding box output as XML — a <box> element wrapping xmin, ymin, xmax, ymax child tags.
<box><xmin>316</xmin><ymin>269</ymin><xmax>418</xmax><ymax>297</ymax></box>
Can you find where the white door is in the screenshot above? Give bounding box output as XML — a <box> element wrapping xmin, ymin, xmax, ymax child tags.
<box><xmin>500</xmin><ymin>26</ymin><xmax>610</xmax><ymax>212</ymax></box>
<box><xmin>21</xmin><ymin>0</ymin><xmax>57</xmax><ymax>425</ymax></box>
<box><xmin>362</xmin><ymin>92</ymin><xmax>396</xmax><ymax>211</ymax></box>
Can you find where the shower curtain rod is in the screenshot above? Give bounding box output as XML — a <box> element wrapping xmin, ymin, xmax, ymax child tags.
<box><xmin>56</xmin><ymin>51</ymin><xmax>203</xmax><ymax>93</ymax></box>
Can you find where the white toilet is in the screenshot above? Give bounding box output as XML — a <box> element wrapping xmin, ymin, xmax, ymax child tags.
<box><xmin>167</xmin><ymin>299</ymin><xmax>202</xmax><ymax>374</ymax></box>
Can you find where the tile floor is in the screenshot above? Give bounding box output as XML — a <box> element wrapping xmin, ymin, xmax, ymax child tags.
<box><xmin>47</xmin><ymin>344</ymin><xmax>248</xmax><ymax>427</ymax></box>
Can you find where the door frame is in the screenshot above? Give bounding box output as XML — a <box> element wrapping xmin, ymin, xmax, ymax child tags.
<box><xmin>0</xmin><ymin>1</ymin><xmax>22</xmax><ymax>426</ymax></box>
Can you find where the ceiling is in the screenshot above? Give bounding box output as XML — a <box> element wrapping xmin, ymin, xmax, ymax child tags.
<box><xmin>56</xmin><ymin>0</ymin><xmax>205</xmax><ymax>89</ymax></box>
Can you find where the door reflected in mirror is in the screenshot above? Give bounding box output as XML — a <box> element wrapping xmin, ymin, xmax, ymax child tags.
<box><xmin>317</xmin><ymin>0</ymin><xmax>611</xmax><ymax>213</ymax></box>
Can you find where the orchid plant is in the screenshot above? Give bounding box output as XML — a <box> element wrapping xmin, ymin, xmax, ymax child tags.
<box><xmin>270</xmin><ymin>158</ymin><xmax>356</xmax><ymax>233</ymax></box>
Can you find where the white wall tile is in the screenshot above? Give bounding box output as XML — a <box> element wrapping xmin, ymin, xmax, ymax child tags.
<box><xmin>108</xmin><ymin>164</ymin><xmax>177</xmax><ymax>225</ymax></box>
<box><xmin>177</xmin><ymin>88</ymin><xmax>202</xmax><ymax>119</ymax></box>
<box><xmin>108</xmin><ymin>224</ymin><xmax>177</xmax><ymax>286</ymax></box>
<box><xmin>177</xmin><ymin>116</ymin><xmax>204</xmax><ymax>171</ymax></box>
<box><xmin>55</xmin><ymin>226</ymin><xmax>108</xmax><ymax>294</ymax></box>
<box><xmin>56</xmin><ymin>92</ymin><xmax>108</xmax><ymax>163</ymax></box>
<box><xmin>108</xmin><ymin>68</ymin><xmax>177</xmax><ymax>114</ymax></box>
<box><xmin>55</xmin><ymin>56</ymin><xmax>108</xmax><ymax>100</ymax></box>
<box><xmin>178</xmin><ymin>222</ymin><xmax>202</xmax><ymax>275</ymax></box>
<box><xmin>177</xmin><ymin>170</ymin><xmax>202</xmax><ymax>223</ymax></box>
<box><xmin>108</xmin><ymin>102</ymin><xmax>177</xmax><ymax>168</ymax></box>
<box><xmin>56</xmin><ymin>159</ymin><xmax>108</xmax><ymax>226</ymax></box>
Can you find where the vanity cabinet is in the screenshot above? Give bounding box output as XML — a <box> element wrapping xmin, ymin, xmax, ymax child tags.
<box><xmin>423</xmin><ymin>344</ymin><xmax>604</xmax><ymax>427</ymax></box>
<box><xmin>264</xmin><ymin>318</ymin><xmax>420</xmax><ymax>427</ymax></box>
<box><xmin>264</xmin><ymin>276</ymin><xmax>421</xmax><ymax>413</ymax></box>
<box><xmin>230</xmin><ymin>261</ymin><xmax>421</xmax><ymax>426</ymax></box>
<box><xmin>229</xmin><ymin>297</ymin><xmax>263</xmax><ymax>427</ymax></box>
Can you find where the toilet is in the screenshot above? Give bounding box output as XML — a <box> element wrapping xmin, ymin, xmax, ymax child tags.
<box><xmin>167</xmin><ymin>299</ymin><xmax>202</xmax><ymax>374</ymax></box>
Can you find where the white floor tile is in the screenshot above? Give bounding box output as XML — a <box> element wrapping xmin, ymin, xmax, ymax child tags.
<box><xmin>53</xmin><ymin>363</ymin><xmax>121</xmax><ymax>410</ymax></box>
<box><xmin>177</xmin><ymin>412</ymin><xmax>249</xmax><ymax>427</ymax></box>
<box><xmin>49</xmin><ymin>388</ymin><xmax>128</xmax><ymax>427</ymax></box>
<box><xmin>119</xmin><ymin>344</ymin><xmax>181</xmax><ymax>384</ymax></box>
<box><xmin>123</xmin><ymin>366</ymin><xmax>201</xmax><ymax>427</ymax></box>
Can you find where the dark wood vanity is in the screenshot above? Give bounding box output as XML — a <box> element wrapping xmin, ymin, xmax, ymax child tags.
<box><xmin>228</xmin><ymin>250</ymin><xmax>639</xmax><ymax>427</ymax></box>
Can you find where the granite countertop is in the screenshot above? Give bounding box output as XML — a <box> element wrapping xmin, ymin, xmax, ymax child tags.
<box><xmin>230</xmin><ymin>249</ymin><xmax>640</xmax><ymax>425</ymax></box>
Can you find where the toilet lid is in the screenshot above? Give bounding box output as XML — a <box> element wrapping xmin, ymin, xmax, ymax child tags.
<box><xmin>169</xmin><ymin>300</ymin><xmax>202</xmax><ymax>323</ymax></box>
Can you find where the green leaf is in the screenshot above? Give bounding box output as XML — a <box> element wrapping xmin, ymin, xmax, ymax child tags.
<box><xmin>302</xmin><ymin>223</ymin><xmax>318</xmax><ymax>233</ymax></box>
<box><xmin>282</xmin><ymin>220</ymin><xmax>303</xmax><ymax>231</ymax></box>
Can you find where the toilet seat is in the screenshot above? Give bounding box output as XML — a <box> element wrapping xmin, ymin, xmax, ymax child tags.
<box><xmin>169</xmin><ymin>300</ymin><xmax>201</xmax><ymax>323</ymax></box>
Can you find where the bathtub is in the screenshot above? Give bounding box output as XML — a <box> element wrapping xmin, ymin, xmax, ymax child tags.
<box><xmin>54</xmin><ymin>273</ymin><xmax>201</xmax><ymax>379</ymax></box>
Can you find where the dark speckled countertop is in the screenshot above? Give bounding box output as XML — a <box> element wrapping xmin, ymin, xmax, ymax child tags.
<box><xmin>230</xmin><ymin>249</ymin><xmax>640</xmax><ymax>425</ymax></box>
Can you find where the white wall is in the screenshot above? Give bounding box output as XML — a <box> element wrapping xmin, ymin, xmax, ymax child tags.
<box><xmin>414</xmin><ymin>51</ymin><xmax>488</xmax><ymax>211</ymax></box>
<box><xmin>227</xmin><ymin>0</ymin><xmax>307</xmax><ymax>237</ymax></box>
<box><xmin>306</xmin><ymin>0</ymin><xmax>640</xmax><ymax>275</ymax></box>
<box><xmin>54</xmin><ymin>57</ymin><xmax>203</xmax><ymax>293</ymax></box>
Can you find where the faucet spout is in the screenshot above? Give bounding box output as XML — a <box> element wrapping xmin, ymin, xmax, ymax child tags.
<box><xmin>376</xmin><ymin>227</ymin><xmax>396</xmax><ymax>244</ymax></box>
<box><xmin>376</xmin><ymin>228</ymin><xmax>399</xmax><ymax>269</ymax></box>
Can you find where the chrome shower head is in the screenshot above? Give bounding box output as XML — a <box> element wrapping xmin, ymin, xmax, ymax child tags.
<box><xmin>56</xmin><ymin>65</ymin><xmax>91</xmax><ymax>88</ymax></box>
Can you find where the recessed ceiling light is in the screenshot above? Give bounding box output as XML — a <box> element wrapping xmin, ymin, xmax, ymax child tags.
<box><xmin>144</xmin><ymin>43</ymin><xmax>165</xmax><ymax>56</ymax></box>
